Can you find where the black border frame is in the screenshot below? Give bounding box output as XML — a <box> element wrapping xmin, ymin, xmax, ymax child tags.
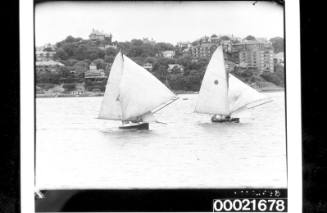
<box><xmin>33</xmin><ymin>1</ymin><xmax>288</xmax><ymax>212</ymax></box>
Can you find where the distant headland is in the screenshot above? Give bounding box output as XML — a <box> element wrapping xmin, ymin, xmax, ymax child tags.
<box><xmin>36</xmin><ymin>30</ymin><xmax>285</xmax><ymax>97</ymax></box>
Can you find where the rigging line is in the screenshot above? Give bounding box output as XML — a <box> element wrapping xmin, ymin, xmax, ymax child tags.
<box><xmin>247</xmin><ymin>98</ymin><xmax>273</xmax><ymax>110</ymax></box>
<box><xmin>155</xmin><ymin>121</ymin><xmax>168</xmax><ymax>125</ymax></box>
<box><xmin>152</xmin><ymin>97</ymin><xmax>179</xmax><ymax>114</ymax></box>
<box><xmin>229</xmin><ymin>98</ymin><xmax>273</xmax><ymax>115</ymax></box>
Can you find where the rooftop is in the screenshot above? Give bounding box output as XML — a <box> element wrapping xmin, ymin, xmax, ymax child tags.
<box><xmin>36</xmin><ymin>60</ymin><xmax>64</xmax><ymax>66</ymax></box>
<box><xmin>89</xmin><ymin>29</ymin><xmax>111</xmax><ymax>37</ymax></box>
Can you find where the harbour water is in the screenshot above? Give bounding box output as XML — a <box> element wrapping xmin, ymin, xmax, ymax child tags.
<box><xmin>36</xmin><ymin>92</ymin><xmax>287</xmax><ymax>189</ymax></box>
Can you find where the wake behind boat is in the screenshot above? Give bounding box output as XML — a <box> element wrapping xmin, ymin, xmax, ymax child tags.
<box><xmin>98</xmin><ymin>52</ymin><xmax>178</xmax><ymax>130</ymax></box>
<box><xmin>195</xmin><ymin>46</ymin><xmax>272</xmax><ymax>123</ymax></box>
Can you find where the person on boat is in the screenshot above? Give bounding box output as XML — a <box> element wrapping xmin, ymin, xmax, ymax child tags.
<box><xmin>211</xmin><ymin>114</ymin><xmax>232</xmax><ymax>122</ymax></box>
<box><xmin>131</xmin><ymin>117</ymin><xmax>142</xmax><ymax>123</ymax></box>
<box><xmin>122</xmin><ymin>120</ymin><xmax>130</xmax><ymax>125</ymax></box>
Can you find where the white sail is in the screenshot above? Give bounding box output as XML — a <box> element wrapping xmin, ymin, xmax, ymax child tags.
<box><xmin>195</xmin><ymin>46</ymin><xmax>229</xmax><ymax>115</ymax></box>
<box><xmin>228</xmin><ymin>74</ymin><xmax>270</xmax><ymax>114</ymax></box>
<box><xmin>98</xmin><ymin>52</ymin><xmax>124</xmax><ymax>120</ymax></box>
<box><xmin>141</xmin><ymin>112</ymin><xmax>157</xmax><ymax>123</ymax></box>
<box><xmin>119</xmin><ymin>55</ymin><xmax>176</xmax><ymax>121</ymax></box>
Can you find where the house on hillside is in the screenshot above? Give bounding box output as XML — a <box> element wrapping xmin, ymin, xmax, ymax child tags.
<box><xmin>167</xmin><ymin>64</ymin><xmax>184</xmax><ymax>74</ymax></box>
<box><xmin>190</xmin><ymin>43</ymin><xmax>218</xmax><ymax>58</ymax></box>
<box><xmin>225</xmin><ymin>61</ymin><xmax>236</xmax><ymax>73</ymax></box>
<box><xmin>89</xmin><ymin>29</ymin><xmax>112</xmax><ymax>42</ymax></box>
<box><xmin>142</xmin><ymin>63</ymin><xmax>153</xmax><ymax>71</ymax></box>
<box><xmin>221</xmin><ymin>40</ymin><xmax>232</xmax><ymax>53</ymax></box>
<box><xmin>233</xmin><ymin>40</ymin><xmax>274</xmax><ymax>73</ymax></box>
<box><xmin>36</xmin><ymin>60</ymin><xmax>64</xmax><ymax>73</ymax></box>
<box><xmin>161</xmin><ymin>50</ymin><xmax>175</xmax><ymax>58</ymax></box>
<box><xmin>84</xmin><ymin>63</ymin><xmax>107</xmax><ymax>91</ymax></box>
<box><xmin>71</xmin><ymin>89</ymin><xmax>85</xmax><ymax>96</ymax></box>
<box><xmin>274</xmin><ymin>52</ymin><xmax>284</xmax><ymax>65</ymax></box>
<box><xmin>36</xmin><ymin>50</ymin><xmax>56</xmax><ymax>61</ymax></box>
<box><xmin>177</xmin><ymin>42</ymin><xmax>191</xmax><ymax>49</ymax></box>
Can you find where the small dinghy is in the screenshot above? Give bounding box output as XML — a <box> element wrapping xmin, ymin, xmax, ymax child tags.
<box><xmin>211</xmin><ymin>115</ymin><xmax>240</xmax><ymax>123</ymax></box>
<box><xmin>195</xmin><ymin>46</ymin><xmax>272</xmax><ymax>123</ymax></box>
<box><xmin>118</xmin><ymin>122</ymin><xmax>149</xmax><ymax>130</ymax></box>
<box><xmin>98</xmin><ymin>52</ymin><xmax>178</xmax><ymax>130</ymax></box>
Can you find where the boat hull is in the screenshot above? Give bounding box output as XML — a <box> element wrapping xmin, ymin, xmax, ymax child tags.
<box><xmin>211</xmin><ymin>117</ymin><xmax>240</xmax><ymax>123</ymax></box>
<box><xmin>119</xmin><ymin>122</ymin><xmax>149</xmax><ymax>130</ymax></box>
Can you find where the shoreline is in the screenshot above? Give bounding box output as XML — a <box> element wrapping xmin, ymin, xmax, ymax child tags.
<box><xmin>36</xmin><ymin>87</ymin><xmax>284</xmax><ymax>98</ymax></box>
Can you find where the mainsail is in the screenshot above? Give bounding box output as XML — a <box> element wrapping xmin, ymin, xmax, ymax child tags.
<box><xmin>98</xmin><ymin>52</ymin><xmax>176</xmax><ymax>122</ymax></box>
<box><xmin>98</xmin><ymin>52</ymin><xmax>124</xmax><ymax>120</ymax></box>
<box><xmin>195</xmin><ymin>45</ymin><xmax>270</xmax><ymax>116</ymax></box>
<box><xmin>195</xmin><ymin>46</ymin><xmax>229</xmax><ymax>115</ymax></box>
<box><xmin>119</xmin><ymin>56</ymin><xmax>176</xmax><ymax>121</ymax></box>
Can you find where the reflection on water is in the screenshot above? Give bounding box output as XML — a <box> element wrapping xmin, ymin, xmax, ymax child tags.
<box><xmin>36</xmin><ymin>92</ymin><xmax>287</xmax><ymax>189</ymax></box>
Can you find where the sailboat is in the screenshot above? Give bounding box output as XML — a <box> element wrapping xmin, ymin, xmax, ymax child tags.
<box><xmin>195</xmin><ymin>46</ymin><xmax>272</xmax><ymax>123</ymax></box>
<box><xmin>98</xmin><ymin>52</ymin><xmax>178</xmax><ymax>130</ymax></box>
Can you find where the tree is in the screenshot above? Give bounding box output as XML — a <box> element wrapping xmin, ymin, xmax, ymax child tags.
<box><xmin>64</xmin><ymin>35</ymin><xmax>82</xmax><ymax>43</ymax></box>
<box><xmin>244</xmin><ymin>35</ymin><xmax>256</xmax><ymax>40</ymax></box>
<box><xmin>184</xmin><ymin>69</ymin><xmax>204</xmax><ymax>91</ymax></box>
<box><xmin>176</xmin><ymin>55</ymin><xmax>192</xmax><ymax>67</ymax></box>
<box><xmin>270</xmin><ymin>37</ymin><xmax>284</xmax><ymax>53</ymax></box>
<box><xmin>261</xmin><ymin>71</ymin><xmax>284</xmax><ymax>87</ymax></box>
<box><xmin>54</xmin><ymin>48</ymin><xmax>68</xmax><ymax>60</ymax></box>
<box><xmin>74</xmin><ymin>44</ymin><xmax>88</xmax><ymax>60</ymax></box>
<box><xmin>105</xmin><ymin>47</ymin><xmax>118</xmax><ymax>57</ymax></box>
<box><xmin>44</xmin><ymin>47</ymin><xmax>54</xmax><ymax>51</ymax></box>
<box><xmin>131</xmin><ymin>39</ymin><xmax>143</xmax><ymax>46</ymax></box>
<box><xmin>220</xmin><ymin>35</ymin><xmax>230</xmax><ymax>40</ymax></box>
<box><xmin>57</xmin><ymin>66</ymin><xmax>71</xmax><ymax>79</ymax></box>
<box><xmin>63</xmin><ymin>83</ymin><xmax>76</xmax><ymax>92</ymax></box>
<box><xmin>73</xmin><ymin>61</ymin><xmax>89</xmax><ymax>74</ymax></box>
<box><xmin>104</xmin><ymin>55</ymin><xmax>115</xmax><ymax>64</ymax></box>
<box><xmin>274</xmin><ymin>64</ymin><xmax>284</xmax><ymax>73</ymax></box>
<box><xmin>86</xmin><ymin>47</ymin><xmax>105</xmax><ymax>60</ymax></box>
<box><xmin>155</xmin><ymin>42</ymin><xmax>174</xmax><ymax>51</ymax></box>
<box><xmin>131</xmin><ymin>56</ymin><xmax>145</xmax><ymax>65</ymax></box>
<box><xmin>144</xmin><ymin>57</ymin><xmax>157</xmax><ymax>64</ymax></box>
<box><xmin>152</xmin><ymin>63</ymin><xmax>167</xmax><ymax>81</ymax></box>
<box><xmin>92</xmin><ymin>58</ymin><xmax>106</xmax><ymax>70</ymax></box>
<box><xmin>65</xmin><ymin>59</ymin><xmax>78</xmax><ymax>66</ymax></box>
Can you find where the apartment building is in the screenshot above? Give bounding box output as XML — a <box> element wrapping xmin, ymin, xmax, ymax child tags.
<box><xmin>235</xmin><ymin>40</ymin><xmax>274</xmax><ymax>73</ymax></box>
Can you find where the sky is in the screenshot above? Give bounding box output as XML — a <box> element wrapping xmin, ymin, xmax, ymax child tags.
<box><xmin>35</xmin><ymin>1</ymin><xmax>283</xmax><ymax>46</ymax></box>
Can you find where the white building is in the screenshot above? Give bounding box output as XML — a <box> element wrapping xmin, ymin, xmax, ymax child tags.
<box><xmin>161</xmin><ymin>50</ymin><xmax>175</xmax><ymax>58</ymax></box>
<box><xmin>235</xmin><ymin>40</ymin><xmax>274</xmax><ymax>73</ymax></box>
<box><xmin>221</xmin><ymin>40</ymin><xmax>232</xmax><ymax>53</ymax></box>
<box><xmin>142</xmin><ymin>63</ymin><xmax>153</xmax><ymax>71</ymax></box>
<box><xmin>177</xmin><ymin>42</ymin><xmax>191</xmax><ymax>49</ymax></box>
<box><xmin>36</xmin><ymin>60</ymin><xmax>64</xmax><ymax>72</ymax></box>
<box><xmin>167</xmin><ymin>64</ymin><xmax>184</xmax><ymax>74</ymax></box>
<box><xmin>274</xmin><ymin>52</ymin><xmax>284</xmax><ymax>65</ymax></box>
<box><xmin>36</xmin><ymin>50</ymin><xmax>56</xmax><ymax>61</ymax></box>
<box><xmin>89</xmin><ymin>29</ymin><xmax>112</xmax><ymax>41</ymax></box>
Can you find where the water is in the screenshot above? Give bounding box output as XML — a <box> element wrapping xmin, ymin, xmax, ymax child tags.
<box><xmin>36</xmin><ymin>92</ymin><xmax>287</xmax><ymax>189</ymax></box>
